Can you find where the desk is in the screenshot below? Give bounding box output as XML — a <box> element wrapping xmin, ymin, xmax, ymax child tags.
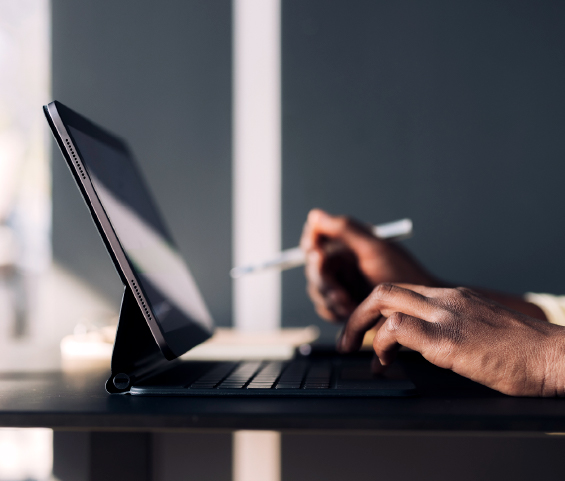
<box><xmin>3</xmin><ymin>352</ymin><xmax>565</xmax><ymax>480</ymax></box>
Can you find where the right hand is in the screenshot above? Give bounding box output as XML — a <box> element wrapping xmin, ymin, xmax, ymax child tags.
<box><xmin>338</xmin><ymin>283</ymin><xmax>565</xmax><ymax>397</ymax></box>
<box><xmin>300</xmin><ymin>209</ymin><xmax>439</xmax><ymax>322</ymax></box>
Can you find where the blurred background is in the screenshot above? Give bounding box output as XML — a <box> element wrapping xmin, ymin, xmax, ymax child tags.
<box><xmin>2</xmin><ymin>0</ymin><xmax>565</xmax><ymax>480</ymax></box>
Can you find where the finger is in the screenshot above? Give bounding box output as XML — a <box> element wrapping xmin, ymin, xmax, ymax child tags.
<box><xmin>320</xmin><ymin>244</ymin><xmax>374</xmax><ymax>305</ymax></box>
<box><xmin>304</xmin><ymin>248</ymin><xmax>324</xmax><ymax>288</ymax></box>
<box><xmin>371</xmin><ymin>354</ymin><xmax>386</xmax><ymax>375</ymax></box>
<box><xmin>373</xmin><ymin>312</ymin><xmax>442</xmax><ymax>365</ymax></box>
<box><xmin>306</xmin><ymin>209</ymin><xmax>377</xmax><ymax>254</ymax></box>
<box><xmin>301</xmin><ymin>209</ymin><xmax>334</xmax><ymax>253</ymax></box>
<box><xmin>325</xmin><ymin>288</ymin><xmax>358</xmax><ymax>320</ymax></box>
<box><xmin>305</xmin><ymin>249</ymin><xmax>357</xmax><ymax>321</ymax></box>
<box><xmin>307</xmin><ymin>282</ymin><xmax>356</xmax><ymax>321</ymax></box>
<box><xmin>307</xmin><ymin>282</ymin><xmax>338</xmax><ymax>321</ymax></box>
<box><xmin>299</xmin><ymin>215</ymin><xmax>315</xmax><ymax>252</ymax></box>
<box><xmin>392</xmin><ymin>283</ymin><xmax>446</xmax><ymax>298</ymax></box>
<box><xmin>304</xmin><ymin>249</ymin><xmax>332</xmax><ymax>319</ymax></box>
<box><xmin>339</xmin><ymin>283</ymin><xmax>440</xmax><ymax>352</ymax></box>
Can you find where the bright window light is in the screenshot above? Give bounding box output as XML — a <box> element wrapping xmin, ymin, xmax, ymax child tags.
<box><xmin>0</xmin><ymin>2</ymin><xmax>54</xmax><ymax>481</ymax></box>
<box><xmin>0</xmin><ymin>0</ymin><xmax>51</xmax><ymax>274</ymax></box>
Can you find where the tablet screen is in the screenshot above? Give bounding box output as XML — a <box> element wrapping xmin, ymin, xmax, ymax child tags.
<box><xmin>53</xmin><ymin>103</ymin><xmax>213</xmax><ymax>358</ymax></box>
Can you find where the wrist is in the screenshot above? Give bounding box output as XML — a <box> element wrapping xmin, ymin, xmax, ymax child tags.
<box><xmin>540</xmin><ymin>327</ymin><xmax>565</xmax><ymax>397</ymax></box>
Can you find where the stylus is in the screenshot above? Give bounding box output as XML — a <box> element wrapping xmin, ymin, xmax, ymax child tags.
<box><xmin>230</xmin><ymin>218</ymin><xmax>413</xmax><ymax>278</ymax></box>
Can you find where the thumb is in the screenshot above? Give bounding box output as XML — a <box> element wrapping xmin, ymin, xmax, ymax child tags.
<box><xmin>306</xmin><ymin>209</ymin><xmax>379</xmax><ymax>255</ymax></box>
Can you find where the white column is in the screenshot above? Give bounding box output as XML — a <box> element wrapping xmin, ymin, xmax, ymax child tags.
<box><xmin>232</xmin><ymin>3</ymin><xmax>282</xmax><ymax>480</ymax></box>
<box><xmin>233</xmin><ymin>431</ymin><xmax>281</xmax><ymax>481</ymax></box>
<box><xmin>233</xmin><ymin>0</ymin><xmax>281</xmax><ymax>332</ymax></box>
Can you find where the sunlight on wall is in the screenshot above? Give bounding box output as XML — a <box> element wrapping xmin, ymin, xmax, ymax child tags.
<box><xmin>0</xmin><ymin>0</ymin><xmax>51</xmax><ymax>273</ymax></box>
<box><xmin>0</xmin><ymin>0</ymin><xmax>51</xmax><ymax>338</ymax></box>
<box><xmin>0</xmin><ymin>2</ymin><xmax>54</xmax><ymax>481</ymax></box>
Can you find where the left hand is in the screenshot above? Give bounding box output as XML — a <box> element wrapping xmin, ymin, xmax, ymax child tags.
<box><xmin>299</xmin><ymin>209</ymin><xmax>437</xmax><ymax>322</ymax></box>
<box><xmin>338</xmin><ymin>283</ymin><xmax>565</xmax><ymax>396</ymax></box>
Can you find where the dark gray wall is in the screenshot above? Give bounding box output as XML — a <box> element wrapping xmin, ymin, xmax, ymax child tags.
<box><xmin>52</xmin><ymin>1</ymin><xmax>565</xmax><ymax>334</ymax></box>
<box><xmin>51</xmin><ymin>0</ymin><xmax>233</xmax><ymax>325</ymax></box>
<box><xmin>282</xmin><ymin>1</ymin><xmax>565</xmax><ymax>335</ymax></box>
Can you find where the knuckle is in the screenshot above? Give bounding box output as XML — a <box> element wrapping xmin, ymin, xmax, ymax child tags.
<box><xmin>434</xmin><ymin>309</ymin><xmax>454</xmax><ymax>325</ymax></box>
<box><xmin>441</xmin><ymin>288</ymin><xmax>471</xmax><ymax>314</ymax></box>
<box><xmin>445</xmin><ymin>287</ymin><xmax>462</xmax><ymax>298</ymax></box>
<box><xmin>373</xmin><ymin>283</ymin><xmax>395</xmax><ymax>301</ymax></box>
<box><xmin>385</xmin><ymin>312</ymin><xmax>406</xmax><ymax>333</ymax></box>
<box><xmin>454</xmin><ymin>286</ymin><xmax>475</xmax><ymax>298</ymax></box>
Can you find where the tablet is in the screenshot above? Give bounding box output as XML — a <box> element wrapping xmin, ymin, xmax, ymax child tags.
<box><xmin>44</xmin><ymin>101</ymin><xmax>213</xmax><ymax>359</ymax></box>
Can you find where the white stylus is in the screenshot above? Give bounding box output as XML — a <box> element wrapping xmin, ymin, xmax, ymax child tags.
<box><xmin>230</xmin><ymin>218</ymin><xmax>413</xmax><ymax>279</ymax></box>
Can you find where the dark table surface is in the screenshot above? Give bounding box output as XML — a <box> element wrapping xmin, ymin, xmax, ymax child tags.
<box><xmin>1</xmin><ymin>352</ymin><xmax>564</xmax><ymax>433</ymax></box>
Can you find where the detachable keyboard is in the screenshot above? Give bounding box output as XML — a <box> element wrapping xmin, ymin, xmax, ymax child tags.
<box><xmin>130</xmin><ymin>357</ymin><xmax>416</xmax><ymax>397</ymax></box>
<box><xmin>190</xmin><ymin>360</ymin><xmax>330</xmax><ymax>390</ymax></box>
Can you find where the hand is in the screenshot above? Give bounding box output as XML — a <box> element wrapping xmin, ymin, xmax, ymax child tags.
<box><xmin>339</xmin><ymin>283</ymin><xmax>565</xmax><ymax>396</ymax></box>
<box><xmin>300</xmin><ymin>209</ymin><xmax>438</xmax><ymax>322</ymax></box>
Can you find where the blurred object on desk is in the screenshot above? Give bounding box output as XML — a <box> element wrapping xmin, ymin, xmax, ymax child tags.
<box><xmin>61</xmin><ymin>325</ymin><xmax>320</xmax><ymax>368</ymax></box>
<box><xmin>182</xmin><ymin>326</ymin><xmax>319</xmax><ymax>360</ymax></box>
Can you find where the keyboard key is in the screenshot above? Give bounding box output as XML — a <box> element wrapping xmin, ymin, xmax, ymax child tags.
<box><xmin>185</xmin><ymin>359</ymin><xmax>336</xmax><ymax>393</ymax></box>
<box><xmin>279</xmin><ymin>374</ymin><xmax>302</xmax><ymax>379</ymax></box>
<box><xmin>250</xmin><ymin>362</ymin><xmax>284</xmax><ymax>383</ymax></box>
<box><xmin>222</xmin><ymin>361</ymin><xmax>262</xmax><ymax>381</ymax></box>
